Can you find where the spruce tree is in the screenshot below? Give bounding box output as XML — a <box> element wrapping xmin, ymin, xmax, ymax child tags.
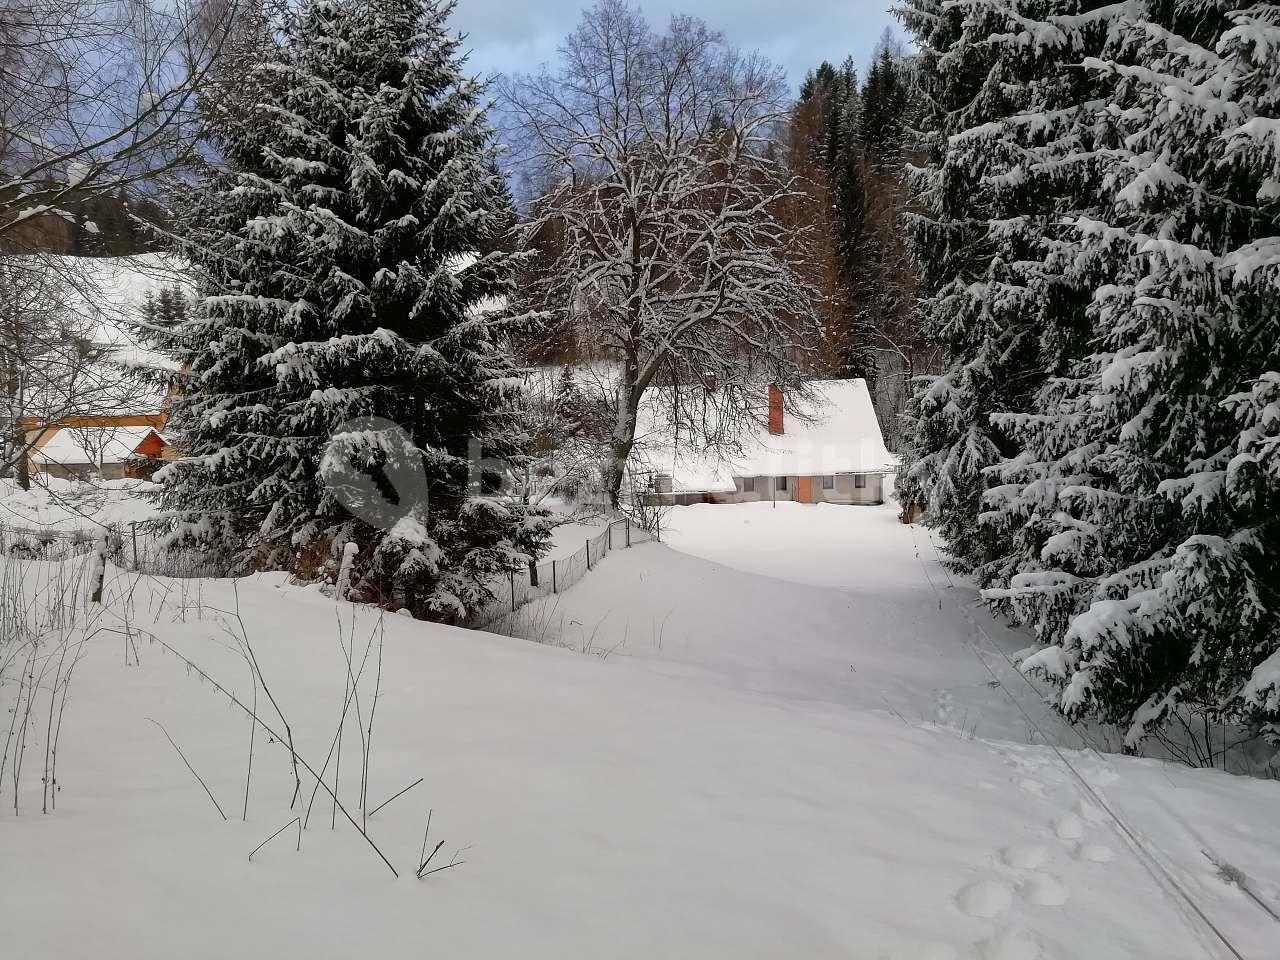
<box><xmin>794</xmin><ymin>37</ymin><xmax>926</xmax><ymax>421</ymax></box>
<box><xmin>162</xmin><ymin>0</ymin><xmax>547</xmax><ymax>621</ymax></box>
<box><xmin>894</xmin><ymin>0</ymin><xmax>1106</xmax><ymax>571</ymax></box>
<box><xmin>796</xmin><ymin>57</ymin><xmax>879</xmax><ymax>381</ymax></box>
<box><xmin>980</xmin><ymin>1</ymin><xmax>1280</xmax><ymax>746</ymax></box>
<box><xmin>858</xmin><ymin>44</ymin><xmax>906</xmax><ymax>171</ymax></box>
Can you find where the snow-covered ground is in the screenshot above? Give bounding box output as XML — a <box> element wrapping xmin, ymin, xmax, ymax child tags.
<box><xmin>0</xmin><ymin>477</ymin><xmax>158</xmax><ymax>532</ymax></box>
<box><xmin>2</xmin><ymin>501</ymin><xmax>1278</xmax><ymax>959</ymax></box>
<box><xmin>512</xmin><ymin>500</ymin><xmax>1080</xmax><ymax>744</ymax></box>
<box><xmin>543</xmin><ymin>509</ymin><xmax>610</xmax><ymax>561</ymax></box>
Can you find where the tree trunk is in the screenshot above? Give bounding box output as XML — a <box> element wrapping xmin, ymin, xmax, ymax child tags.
<box><xmin>605</xmin><ymin>368</ymin><xmax>642</xmax><ymax>511</ymax></box>
<box><xmin>604</xmin><ymin>417</ymin><xmax>637</xmax><ymax>511</ymax></box>
<box><xmin>10</xmin><ymin>425</ymin><xmax>29</xmax><ymax>490</ymax></box>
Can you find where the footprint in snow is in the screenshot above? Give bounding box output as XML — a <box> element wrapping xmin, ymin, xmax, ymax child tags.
<box><xmin>1074</xmin><ymin>798</ymin><xmax>1109</xmax><ymax>824</ymax></box>
<box><xmin>1017</xmin><ymin>778</ymin><xmax>1047</xmax><ymax>799</ymax></box>
<box><xmin>999</xmin><ymin>844</ymin><xmax>1049</xmax><ymax>870</ymax></box>
<box><xmin>1017</xmin><ymin>872</ymin><xmax>1070</xmax><ymax>907</ymax></box>
<box><xmin>979</xmin><ymin>928</ymin><xmax>1041</xmax><ymax>960</ymax></box>
<box><xmin>1054</xmin><ymin>812</ymin><xmax>1085</xmax><ymax>841</ymax></box>
<box><xmin>934</xmin><ymin>690</ymin><xmax>955</xmax><ymax>721</ymax></box>
<box><xmin>1074</xmin><ymin>843</ymin><xmax>1115</xmax><ymax>863</ymax></box>
<box><xmin>956</xmin><ymin>880</ymin><xmax>1013</xmax><ymax>919</ymax></box>
<box><xmin>916</xmin><ymin>943</ymin><xmax>959</xmax><ymax>960</ymax></box>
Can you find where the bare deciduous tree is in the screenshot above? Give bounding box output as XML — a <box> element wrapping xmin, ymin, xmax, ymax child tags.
<box><xmin>0</xmin><ymin>255</ymin><xmax>162</xmax><ymax>488</ymax></box>
<box><xmin>0</xmin><ymin>0</ymin><xmax>249</xmax><ymax>248</ymax></box>
<box><xmin>502</xmin><ymin>0</ymin><xmax>824</xmax><ymax>508</ymax></box>
<box><xmin>0</xmin><ymin>0</ymin><xmax>261</xmax><ymax>489</ymax></box>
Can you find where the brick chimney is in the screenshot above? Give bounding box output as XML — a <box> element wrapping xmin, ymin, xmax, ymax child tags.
<box><xmin>767</xmin><ymin>384</ymin><xmax>784</xmax><ymax>435</ymax></box>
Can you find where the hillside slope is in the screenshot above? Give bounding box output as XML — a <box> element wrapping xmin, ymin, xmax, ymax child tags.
<box><xmin>2</xmin><ymin>511</ymin><xmax>1278</xmax><ymax>958</ymax></box>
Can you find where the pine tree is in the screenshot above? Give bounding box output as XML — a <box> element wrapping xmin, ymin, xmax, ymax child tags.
<box><xmin>979</xmin><ymin>1</ymin><xmax>1280</xmax><ymax>746</ymax></box>
<box><xmin>140</xmin><ymin>290</ymin><xmax>158</xmax><ymax>330</ymax></box>
<box><xmin>163</xmin><ymin>0</ymin><xmax>547</xmax><ymax>621</ymax></box>
<box><xmin>793</xmin><ymin>36</ymin><xmax>927</xmax><ymax>420</ymax></box>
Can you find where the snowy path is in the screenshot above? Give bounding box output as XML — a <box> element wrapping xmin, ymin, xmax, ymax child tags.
<box><xmin>497</xmin><ymin>501</ymin><xmax>1280</xmax><ymax>957</ymax></box>
<box><xmin>518</xmin><ymin>501</ymin><xmax>1083</xmax><ymax>748</ymax></box>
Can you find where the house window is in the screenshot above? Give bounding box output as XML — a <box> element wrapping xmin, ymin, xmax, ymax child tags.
<box><xmin>740</xmin><ymin>476</ymin><xmax>755</xmax><ymax>493</ymax></box>
<box><xmin>854</xmin><ymin>474</ymin><xmax>867</xmax><ymax>489</ymax></box>
<box><xmin>776</xmin><ymin>476</ymin><xmax>788</xmax><ymax>491</ymax></box>
<box><xmin>821</xmin><ymin>475</ymin><xmax>834</xmax><ymax>490</ymax></box>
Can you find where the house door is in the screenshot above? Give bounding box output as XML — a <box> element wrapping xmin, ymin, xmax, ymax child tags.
<box><xmin>796</xmin><ymin>476</ymin><xmax>813</xmax><ymax>503</ymax></box>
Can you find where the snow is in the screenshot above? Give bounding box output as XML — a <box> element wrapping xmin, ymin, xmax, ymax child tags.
<box><xmin>1241</xmin><ymin>647</ymin><xmax>1280</xmax><ymax>713</ymax></box>
<box><xmin>543</xmin><ymin>512</ymin><xmax>610</xmax><ymax>560</ymax></box>
<box><xmin>516</xmin><ymin>498</ymin><xmax>1074</xmax><ymax>735</ymax></box>
<box><xmin>11</xmin><ymin>254</ymin><xmax>187</xmax><ymax>421</ymax></box>
<box><xmin>2</xmin><ymin>500</ymin><xmax>1278</xmax><ymax>958</ymax></box>
<box><xmin>636</xmin><ymin>379</ymin><xmax>897</xmax><ymax>493</ymax></box>
<box><xmin>0</xmin><ymin>476</ymin><xmax>158</xmax><ymax>531</ymax></box>
<box><xmin>29</xmin><ymin>425</ymin><xmax>163</xmax><ymax>467</ymax></box>
<box><xmin>51</xmin><ymin>252</ymin><xmax>188</xmax><ymax>375</ymax></box>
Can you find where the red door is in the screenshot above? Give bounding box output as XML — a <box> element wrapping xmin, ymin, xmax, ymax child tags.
<box><xmin>796</xmin><ymin>476</ymin><xmax>812</xmax><ymax>503</ymax></box>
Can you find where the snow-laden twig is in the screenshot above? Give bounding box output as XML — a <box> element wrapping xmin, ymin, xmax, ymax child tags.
<box><xmin>368</xmin><ymin>777</ymin><xmax>423</xmax><ymax>819</ymax></box>
<box><xmin>145</xmin><ymin>631</ymin><xmax>400</xmax><ymax>877</ymax></box>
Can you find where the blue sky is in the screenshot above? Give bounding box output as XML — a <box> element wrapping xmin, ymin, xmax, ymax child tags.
<box><xmin>451</xmin><ymin>0</ymin><xmax>904</xmax><ymax>92</ymax></box>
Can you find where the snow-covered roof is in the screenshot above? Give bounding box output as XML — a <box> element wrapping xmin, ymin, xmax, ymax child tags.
<box><xmin>17</xmin><ymin>254</ymin><xmax>187</xmax><ymax>418</ymax></box>
<box><xmin>70</xmin><ymin>253</ymin><xmax>187</xmax><ymax>375</ymax></box>
<box><xmin>31</xmin><ymin>425</ymin><xmax>165</xmax><ymax>467</ymax></box>
<box><xmin>636</xmin><ymin>379</ymin><xmax>896</xmax><ymax>493</ymax></box>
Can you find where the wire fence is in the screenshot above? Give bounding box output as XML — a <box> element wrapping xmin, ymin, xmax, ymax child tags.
<box><xmin>0</xmin><ymin>515</ymin><xmax>660</xmax><ymax>609</ymax></box>
<box><xmin>0</xmin><ymin>519</ymin><xmax>234</xmax><ymax>579</ymax></box>
<box><xmin>121</xmin><ymin>521</ymin><xmax>236</xmax><ymax>579</ymax></box>
<box><xmin>470</xmin><ymin>517</ymin><xmax>657</xmax><ymax>627</ymax></box>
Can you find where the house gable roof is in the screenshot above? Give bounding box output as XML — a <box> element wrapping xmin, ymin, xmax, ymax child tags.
<box><xmin>31</xmin><ymin>425</ymin><xmax>166</xmax><ymax>467</ymax></box>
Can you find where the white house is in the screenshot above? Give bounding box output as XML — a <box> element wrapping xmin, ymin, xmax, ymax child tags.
<box><xmin>30</xmin><ymin>424</ymin><xmax>172</xmax><ymax>480</ymax></box>
<box><xmin>637</xmin><ymin>378</ymin><xmax>895</xmax><ymax>506</ymax></box>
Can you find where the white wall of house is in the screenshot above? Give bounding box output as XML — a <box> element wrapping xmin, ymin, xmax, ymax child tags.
<box><xmin>730</xmin><ymin>473</ymin><xmax>884</xmax><ymax>505</ymax></box>
<box><xmin>645</xmin><ymin>473</ymin><xmax>887</xmax><ymax>506</ymax></box>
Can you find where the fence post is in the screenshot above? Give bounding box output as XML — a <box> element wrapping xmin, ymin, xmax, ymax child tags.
<box><xmin>586</xmin><ymin>538</ymin><xmax>592</xmax><ymax>570</ymax></box>
<box><xmin>130</xmin><ymin>522</ymin><xmax>138</xmax><ymax>569</ymax></box>
<box><xmin>90</xmin><ymin>535</ymin><xmax>107</xmax><ymax>603</ymax></box>
<box><xmin>625</xmin><ymin>518</ymin><xmax>631</xmax><ymax>548</ymax></box>
<box><xmin>608</xmin><ymin>522</ymin><xmax>613</xmax><ymax>551</ymax></box>
<box><xmin>552</xmin><ymin>559</ymin><xmax>557</xmax><ymax>594</ymax></box>
<box><xmin>510</xmin><ymin>571</ymin><xmax>516</xmax><ymax>613</ymax></box>
<box><xmin>529</xmin><ymin>560</ymin><xmax>539</xmax><ymax>588</ymax></box>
